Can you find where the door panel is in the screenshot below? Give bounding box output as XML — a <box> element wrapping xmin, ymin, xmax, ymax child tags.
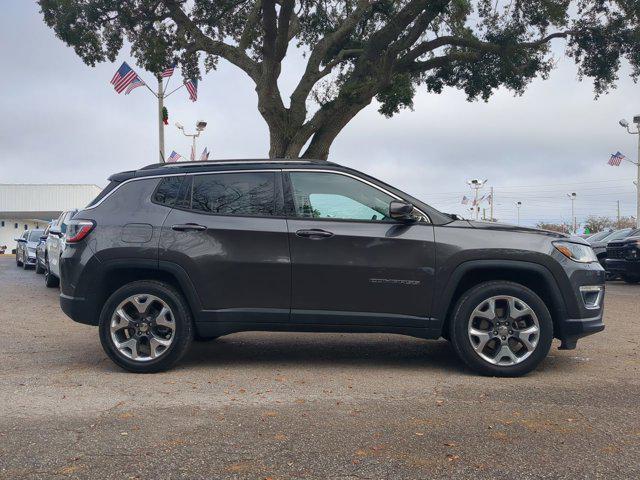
<box><xmin>284</xmin><ymin>171</ymin><xmax>436</xmax><ymax>325</ymax></box>
<box><xmin>159</xmin><ymin>171</ymin><xmax>291</xmax><ymax>322</ymax></box>
<box><xmin>287</xmin><ymin>218</ymin><xmax>435</xmax><ymax>323</ymax></box>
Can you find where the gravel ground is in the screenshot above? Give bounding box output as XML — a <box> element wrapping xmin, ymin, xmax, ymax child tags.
<box><xmin>0</xmin><ymin>256</ymin><xmax>638</xmax><ymax>479</ymax></box>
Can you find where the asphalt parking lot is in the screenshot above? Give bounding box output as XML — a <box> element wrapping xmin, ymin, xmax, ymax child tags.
<box><xmin>0</xmin><ymin>257</ymin><xmax>639</xmax><ymax>479</ymax></box>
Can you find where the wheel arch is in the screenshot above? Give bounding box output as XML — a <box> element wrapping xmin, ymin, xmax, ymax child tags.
<box><xmin>95</xmin><ymin>259</ymin><xmax>203</xmax><ymax>323</ymax></box>
<box><xmin>437</xmin><ymin>260</ymin><xmax>567</xmax><ymax>339</ymax></box>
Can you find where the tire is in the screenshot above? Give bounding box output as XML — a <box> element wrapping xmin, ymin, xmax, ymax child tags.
<box><xmin>35</xmin><ymin>255</ymin><xmax>44</xmax><ymax>274</ymax></box>
<box><xmin>622</xmin><ymin>275</ymin><xmax>640</xmax><ymax>284</ymax></box>
<box><xmin>22</xmin><ymin>252</ymin><xmax>30</xmax><ymax>270</ymax></box>
<box><xmin>44</xmin><ymin>258</ymin><xmax>59</xmax><ymax>288</ymax></box>
<box><xmin>449</xmin><ymin>281</ymin><xmax>553</xmax><ymax>377</ymax></box>
<box><xmin>16</xmin><ymin>253</ymin><xmax>23</xmax><ymax>267</ymax></box>
<box><xmin>98</xmin><ymin>280</ymin><xmax>193</xmax><ymax>373</ymax></box>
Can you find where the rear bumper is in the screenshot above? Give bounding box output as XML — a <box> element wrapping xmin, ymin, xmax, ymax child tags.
<box><xmin>60</xmin><ymin>293</ymin><xmax>99</xmax><ymax>326</ymax></box>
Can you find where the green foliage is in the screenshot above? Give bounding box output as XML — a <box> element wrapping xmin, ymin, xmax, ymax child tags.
<box><xmin>376</xmin><ymin>74</ymin><xmax>415</xmax><ymax>117</ymax></box>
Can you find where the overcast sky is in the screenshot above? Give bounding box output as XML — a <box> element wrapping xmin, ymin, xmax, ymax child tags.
<box><xmin>1</xmin><ymin>1</ymin><xmax>638</xmax><ymax>227</ymax></box>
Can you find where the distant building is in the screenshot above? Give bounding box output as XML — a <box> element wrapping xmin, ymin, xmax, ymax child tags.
<box><xmin>0</xmin><ymin>184</ymin><xmax>102</xmax><ymax>249</ymax></box>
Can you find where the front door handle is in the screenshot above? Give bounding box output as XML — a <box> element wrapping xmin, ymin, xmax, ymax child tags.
<box><xmin>171</xmin><ymin>223</ymin><xmax>207</xmax><ymax>232</ymax></box>
<box><xmin>295</xmin><ymin>229</ymin><xmax>334</xmax><ymax>239</ymax></box>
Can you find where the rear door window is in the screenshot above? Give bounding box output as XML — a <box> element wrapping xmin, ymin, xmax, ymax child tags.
<box><xmin>153</xmin><ymin>176</ymin><xmax>185</xmax><ymax>207</ymax></box>
<box><xmin>189</xmin><ymin>172</ymin><xmax>276</xmax><ymax>217</ymax></box>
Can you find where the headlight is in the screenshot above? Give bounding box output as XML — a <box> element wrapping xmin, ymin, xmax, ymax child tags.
<box><xmin>553</xmin><ymin>241</ymin><xmax>598</xmax><ymax>263</ymax></box>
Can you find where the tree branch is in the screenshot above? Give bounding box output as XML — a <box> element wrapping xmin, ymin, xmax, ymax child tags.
<box><xmin>164</xmin><ymin>0</ymin><xmax>260</xmax><ymax>81</ymax></box>
<box><xmin>239</xmin><ymin>0</ymin><xmax>263</xmax><ymax>50</ymax></box>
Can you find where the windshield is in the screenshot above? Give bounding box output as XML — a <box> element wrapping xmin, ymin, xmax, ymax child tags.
<box><xmin>586</xmin><ymin>230</ymin><xmax>612</xmax><ymax>243</ymax></box>
<box><xmin>28</xmin><ymin>230</ymin><xmax>44</xmax><ymax>242</ymax></box>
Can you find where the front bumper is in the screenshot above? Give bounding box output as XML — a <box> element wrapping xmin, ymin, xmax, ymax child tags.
<box><xmin>556</xmin><ymin>312</ymin><xmax>605</xmax><ymax>350</ymax></box>
<box><xmin>605</xmin><ymin>258</ymin><xmax>640</xmax><ymax>276</ymax></box>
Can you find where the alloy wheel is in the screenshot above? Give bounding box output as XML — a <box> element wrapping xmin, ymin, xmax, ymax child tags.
<box><xmin>110</xmin><ymin>294</ymin><xmax>176</xmax><ymax>362</ymax></box>
<box><xmin>467</xmin><ymin>295</ymin><xmax>540</xmax><ymax>366</ymax></box>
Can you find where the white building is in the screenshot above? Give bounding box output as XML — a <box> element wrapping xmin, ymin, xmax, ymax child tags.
<box><xmin>0</xmin><ymin>184</ymin><xmax>102</xmax><ymax>249</ymax></box>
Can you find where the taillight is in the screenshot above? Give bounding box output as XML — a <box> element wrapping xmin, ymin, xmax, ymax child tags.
<box><xmin>65</xmin><ymin>220</ymin><xmax>95</xmax><ymax>243</ymax></box>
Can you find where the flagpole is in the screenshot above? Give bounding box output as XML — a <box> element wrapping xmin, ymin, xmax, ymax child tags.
<box><xmin>158</xmin><ymin>77</ymin><xmax>165</xmax><ymax>163</ymax></box>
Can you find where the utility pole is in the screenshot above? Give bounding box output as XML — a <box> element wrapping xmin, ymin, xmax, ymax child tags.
<box><xmin>567</xmin><ymin>193</ymin><xmax>577</xmax><ymax>234</ymax></box>
<box><xmin>489</xmin><ymin>186</ymin><xmax>494</xmax><ymax>222</ymax></box>
<box><xmin>617</xmin><ymin>200</ymin><xmax>621</xmax><ymax>228</ymax></box>
<box><xmin>157</xmin><ymin>77</ymin><xmax>165</xmax><ymax>163</ymax></box>
<box><xmin>618</xmin><ymin>116</ymin><xmax>640</xmax><ymax>228</ymax></box>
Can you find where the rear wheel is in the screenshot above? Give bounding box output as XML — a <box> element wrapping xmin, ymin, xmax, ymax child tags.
<box><xmin>98</xmin><ymin>280</ymin><xmax>193</xmax><ymax>373</ymax></box>
<box><xmin>44</xmin><ymin>257</ymin><xmax>59</xmax><ymax>288</ymax></box>
<box><xmin>450</xmin><ymin>281</ymin><xmax>553</xmax><ymax>377</ymax></box>
<box><xmin>622</xmin><ymin>274</ymin><xmax>640</xmax><ymax>284</ymax></box>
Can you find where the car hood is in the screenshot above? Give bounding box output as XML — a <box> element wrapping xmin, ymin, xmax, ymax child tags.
<box><xmin>464</xmin><ymin>220</ymin><xmax>572</xmax><ymax>240</ymax></box>
<box><xmin>609</xmin><ymin>235</ymin><xmax>640</xmax><ymax>247</ymax></box>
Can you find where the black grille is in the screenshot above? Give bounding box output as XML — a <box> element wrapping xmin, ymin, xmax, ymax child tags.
<box><xmin>607</xmin><ymin>246</ymin><xmax>626</xmax><ymax>259</ymax></box>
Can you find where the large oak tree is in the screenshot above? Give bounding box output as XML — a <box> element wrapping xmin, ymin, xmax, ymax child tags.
<box><xmin>39</xmin><ymin>1</ymin><xmax>640</xmax><ymax>159</ymax></box>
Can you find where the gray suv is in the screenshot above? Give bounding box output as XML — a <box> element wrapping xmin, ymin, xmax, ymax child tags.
<box><xmin>59</xmin><ymin>159</ymin><xmax>605</xmax><ymax>376</ymax></box>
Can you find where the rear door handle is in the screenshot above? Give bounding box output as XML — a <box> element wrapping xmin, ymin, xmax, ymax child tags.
<box><xmin>295</xmin><ymin>229</ymin><xmax>334</xmax><ymax>239</ymax></box>
<box><xmin>171</xmin><ymin>223</ymin><xmax>207</xmax><ymax>232</ymax></box>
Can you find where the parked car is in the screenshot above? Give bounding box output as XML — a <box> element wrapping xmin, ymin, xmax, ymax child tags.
<box><xmin>585</xmin><ymin>229</ymin><xmax>614</xmax><ymax>244</ymax></box>
<box><xmin>59</xmin><ymin>159</ymin><xmax>605</xmax><ymax>376</ymax></box>
<box><xmin>605</xmin><ymin>228</ymin><xmax>640</xmax><ymax>283</ymax></box>
<box><xmin>35</xmin><ymin>222</ymin><xmax>55</xmax><ymax>274</ymax></box>
<box><xmin>590</xmin><ymin>228</ymin><xmax>633</xmax><ymax>270</ymax></box>
<box><xmin>44</xmin><ymin>210</ymin><xmax>77</xmax><ymax>287</ymax></box>
<box><xmin>15</xmin><ymin>229</ymin><xmax>44</xmax><ymax>269</ymax></box>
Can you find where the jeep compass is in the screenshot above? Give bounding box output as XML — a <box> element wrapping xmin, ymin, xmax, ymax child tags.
<box><xmin>59</xmin><ymin>159</ymin><xmax>605</xmax><ymax>376</ymax></box>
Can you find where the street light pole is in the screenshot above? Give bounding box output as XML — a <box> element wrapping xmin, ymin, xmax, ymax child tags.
<box><xmin>176</xmin><ymin>120</ymin><xmax>208</xmax><ymax>161</ymax></box>
<box><xmin>618</xmin><ymin>116</ymin><xmax>640</xmax><ymax>228</ymax></box>
<box><xmin>567</xmin><ymin>193</ymin><xmax>577</xmax><ymax>234</ymax></box>
<box><xmin>516</xmin><ymin>201</ymin><xmax>522</xmax><ymax>226</ymax></box>
<box><xmin>467</xmin><ymin>179</ymin><xmax>488</xmax><ymax>220</ymax></box>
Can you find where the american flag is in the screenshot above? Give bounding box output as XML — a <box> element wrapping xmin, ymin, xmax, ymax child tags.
<box><xmin>461</xmin><ymin>196</ymin><xmax>469</xmax><ymax>205</ymax></box>
<box><xmin>185</xmin><ymin>78</ymin><xmax>198</xmax><ymax>102</ymax></box>
<box><xmin>124</xmin><ymin>76</ymin><xmax>145</xmax><ymax>95</ymax></box>
<box><xmin>200</xmin><ymin>147</ymin><xmax>209</xmax><ymax>161</ymax></box>
<box><xmin>167</xmin><ymin>151</ymin><xmax>181</xmax><ymax>163</ymax></box>
<box><xmin>608</xmin><ymin>151</ymin><xmax>626</xmax><ymax>166</ymax></box>
<box><xmin>110</xmin><ymin>62</ymin><xmax>138</xmax><ymax>94</ymax></box>
<box><xmin>161</xmin><ymin>65</ymin><xmax>175</xmax><ymax>78</ymax></box>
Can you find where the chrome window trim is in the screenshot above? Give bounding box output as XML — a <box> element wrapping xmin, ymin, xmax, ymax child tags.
<box><xmin>283</xmin><ymin>168</ymin><xmax>431</xmax><ymax>223</ymax></box>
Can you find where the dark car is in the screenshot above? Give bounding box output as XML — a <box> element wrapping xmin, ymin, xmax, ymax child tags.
<box><xmin>59</xmin><ymin>159</ymin><xmax>605</xmax><ymax>376</ymax></box>
<box><xmin>15</xmin><ymin>229</ymin><xmax>44</xmax><ymax>269</ymax></box>
<box><xmin>587</xmin><ymin>228</ymin><xmax>634</xmax><ymax>273</ymax></box>
<box><xmin>604</xmin><ymin>229</ymin><xmax>640</xmax><ymax>283</ymax></box>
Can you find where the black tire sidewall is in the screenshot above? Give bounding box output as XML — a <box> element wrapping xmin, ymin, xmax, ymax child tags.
<box><xmin>450</xmin><ymin>281</ymin><xmax>553</xmax><ymax>377</ymax></box>
<box><xmin>98</xmin><ymin>280</ymin><xmax>193</xmax><ymax>373</ymax></box>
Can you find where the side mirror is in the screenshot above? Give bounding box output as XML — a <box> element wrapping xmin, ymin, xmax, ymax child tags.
<box><xmin>49</xmin><ymin>226</ymin><xmax>61</xmax><ymax>237</ymax></box>
<box><xmin>389</xmin><ymin>200</ymin><xmax>415</xmax><ymax>222</ymax></box>
<box><xmin>40</xmin><ymin>235</ymin><xmax>48</xmax><ymax>241</ymax></box>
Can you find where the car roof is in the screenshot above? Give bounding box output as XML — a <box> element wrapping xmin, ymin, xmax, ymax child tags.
<box><xmin>109</xmin><ymin>159</ymin><xmax>344</xmax><ymax>181</ymax></box>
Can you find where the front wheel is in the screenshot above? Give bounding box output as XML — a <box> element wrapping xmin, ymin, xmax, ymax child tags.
<box><xmin>98</xmin><ymin>280</ymin><xmax>193</xmax><ymax>373</ymax></box>
<box><xmin>450</xmin><ymin>281</ymin><xmax>553</xmax><ymax>377</ymax></box>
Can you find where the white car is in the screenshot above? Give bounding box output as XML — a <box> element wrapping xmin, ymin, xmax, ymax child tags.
<box><xmin>44</xmin><ymin>209</ymin><xmax>76</xmax><ymax>287</ymax></box>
